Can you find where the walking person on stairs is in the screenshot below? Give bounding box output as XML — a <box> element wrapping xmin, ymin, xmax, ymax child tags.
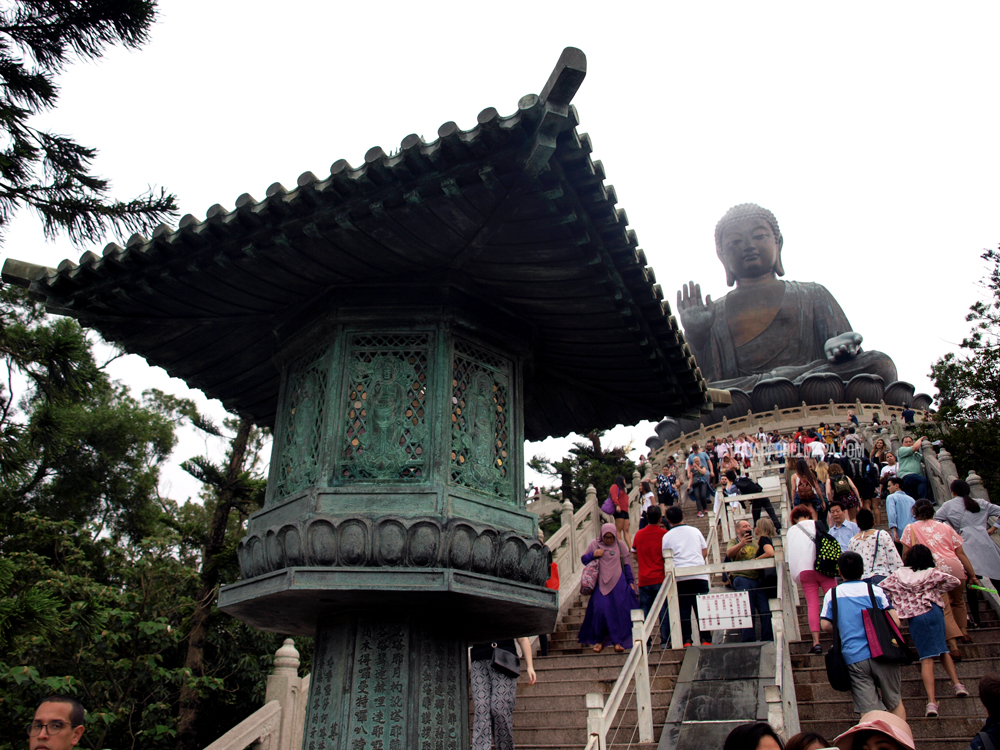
<box><xmin>934</xmin><ymin>479</ymin><xmax>1000</xmax><ymax>632</ymax></box>
<box><xmin>820</xmin><ymin>551</ymin><xmax>906</xmax><ymax>719</ymax></box>
<box><xmin>901</xmin><ymin>499</ymin><xmax>980</xmax><ymax>661</ymax></box>
<box><xmin>787</xmin><ymin>505</ymin><xmax>837</xmax><ymax>654</ymax></box>
<box><xmin>470</xmin><ymin>637</ymin><xmax>536</xmax><ymax>750</ymax></box>
<box><xmin>578</xmin><ymin>523</ymin><xmax>638</xmax><ymax>653</ymax></box>
<box><xmin>878</xmin><ymin>543</ymin><xmax>968</xmax><ymax>718</ymax></box>
<box><xmin>661</xmin><ymin>505</ymin><xmax>712</xmax><ymax>647</ymax></box>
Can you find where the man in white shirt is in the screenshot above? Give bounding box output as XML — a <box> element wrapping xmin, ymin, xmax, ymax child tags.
<box><xmin>661</xmin><ymin>506</ymin><xmax>711</xmax><ymax>647</ymax></box>
<box><xmin>809</xmin><ymin>438</ymin><xmax>827</xmax><ymax>460</ymax></box>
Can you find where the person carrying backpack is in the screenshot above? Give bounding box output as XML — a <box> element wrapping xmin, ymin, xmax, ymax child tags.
<box><xmin>725</xmin><ymin>470</ymin><xmax>781</xmax><ymax>531</ymax></box>
<box><xmin>827</xmin><ymin>463</ymin><xmax>862</xmax><ymax>523</ymax></box>
<box><xmin>787</xmin><ymin>505</ymin><xmax>838</xmax><ymax>654</ymax></box>
<box><xmin>793</xmin><ymin>458</ymin><xmax>824</xmax><ymax>518</ymax></box>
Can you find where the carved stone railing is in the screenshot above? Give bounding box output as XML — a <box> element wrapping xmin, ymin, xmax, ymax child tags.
<box><xmin>648</xmin><ymin>400</ymin><xmax>920</xmax><ymax>468</ymax></box>
<box><xmin>544</xmin><ymin>485</ymin><xmax>604</xmax><ymax>626</ymax></box>
<box><xmin>202</xmin><ymin>639</ymin><xmax>308</xmax><ymax>750</ymax></box>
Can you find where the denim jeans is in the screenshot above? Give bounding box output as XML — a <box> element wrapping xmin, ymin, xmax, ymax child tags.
<box><xmin>639</xmin><ymin>583</ymin><xmax>671</xmax><ymax>647</ymax></box>
<box><xmin>730</xmin><ymin>576</ymin><xmax>759</xmax><ymax>642</ymax></box>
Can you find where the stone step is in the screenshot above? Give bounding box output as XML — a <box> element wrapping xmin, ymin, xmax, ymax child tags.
<box><xmin>788</xmin><ymin>632</ymin><xmax>1000</xmax><ymax>656</ymax></box>
<box><xmin>797</xmin><ymin>694</ymin><xmax>987</xmax><ymax>721</ymax></box>
<box><xmin>796</xmin><ymin>675</ymin><xmax>984</xmax><ymax>702</ymax></box>
<box><xmin>515</xmin><ymin>687</ymin><xmax>675</xmax><ymax>713</ymax></box>
<box><xmin>545</xmin><ymin>641</ymin><xmax>675</xmax><ymax>656</ymax></box>
<box><xmin>513</xmin><ymin>725</ymin><xmax>589</xmax><ymax>745</ymax></box>
<box><xmin>517</xmin><ymin>673</ymin><xmax>679</xmax><ymax>698</ymax></box>
<box><xmin>790</xmin><ymin>644</ymin><xmax>1000</xmax><ymax>668</ymax></box>
<box><xmin>790</xmin><ymin>657</ymin><xmax>1000</xmax><ymax>684</ymax></box>
<box><xmin>513</xmin><ymin>705</ymin><xmax>669</xmax><ymax>728</ymax></box>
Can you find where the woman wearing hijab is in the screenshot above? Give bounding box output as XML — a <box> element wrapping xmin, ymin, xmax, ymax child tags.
<box><xmin>578</xmin><ymin>523</ymin><xmax>639</xmax><ymax>653</ymax></box>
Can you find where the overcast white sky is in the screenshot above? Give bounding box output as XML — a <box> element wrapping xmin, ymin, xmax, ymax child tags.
<box><xmin>3</xmin><ymin>2</ymin><xmax>998</xmax><ymax>500</ymax></box>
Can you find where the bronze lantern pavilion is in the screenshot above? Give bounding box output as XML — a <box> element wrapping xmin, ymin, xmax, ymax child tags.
<box><xmin>3</xmin><ymin>48</ymin><xmax>712</xmax><ymax>750</ymax></box>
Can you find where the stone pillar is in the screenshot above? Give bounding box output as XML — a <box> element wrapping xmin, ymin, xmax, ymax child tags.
<box><xmin>561</xmin><ymin>500</ymin><xmax>576</xmax><ymax>573</ymax></box>
<box><xmin>302</xmin><ymin>613</ymin><xmax>468</xmax><ymax>750</ymax></box>
<box><xmin>968</xmin><ymin>471</ymin><xmax>990</xmax><ymax>502</ymax></box>
<box><xmin>265</xmin><ymin>639</ymin><xmax>304</xmax><ymax>750</ymax></box>
<box><xmin>937</xmin><ymin>448</ymin><xmax>959</xmax><ymax>486</ymax></box>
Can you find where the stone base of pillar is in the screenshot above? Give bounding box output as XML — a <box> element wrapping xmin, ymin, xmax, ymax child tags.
<box><xmin>302</xmin><ymin>612</ymin><xmax>468</xmax><ymax>750</ymax></box>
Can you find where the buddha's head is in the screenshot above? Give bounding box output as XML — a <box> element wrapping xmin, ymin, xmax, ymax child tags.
<box><xmin>714</xmin><ymin>203</ymin><xmax>785</xmax><ymax>286</ymax></box>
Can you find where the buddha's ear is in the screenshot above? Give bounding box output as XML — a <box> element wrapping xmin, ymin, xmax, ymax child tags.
<box><xmin>725</xmin><ymin>268</ymin><xmax>736</xmax><ymax>287</ymax></box>
<box><xmin>775</xmin><ymin>252</ymin><xmax>785</xmax><ymax>278</ymax></box>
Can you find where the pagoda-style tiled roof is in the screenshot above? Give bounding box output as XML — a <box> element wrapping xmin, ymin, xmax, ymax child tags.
<box><xmin>2</xmin><ymin>48</ymin><xmax>712</xmax><ymax>440</ymax></box>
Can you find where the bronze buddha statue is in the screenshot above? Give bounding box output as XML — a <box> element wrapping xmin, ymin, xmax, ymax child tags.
<box><xmin>676</xmin><ymin>203</ymin><xmax>897</xmax><ymax>392</ymax></box>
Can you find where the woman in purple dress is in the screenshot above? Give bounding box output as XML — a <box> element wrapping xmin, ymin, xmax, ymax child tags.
<box><xmin>578</xmin><ymin>523</ymin><xmax>639</xmax><ymax>652</ymax></box>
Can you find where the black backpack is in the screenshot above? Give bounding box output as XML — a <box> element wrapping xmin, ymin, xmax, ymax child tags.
<box><xmin>812</xmin><ymin>521</ymin><xmax>841</xmax><ymax>578</ymax></box>
<box><xmin>735</xmin><ymin>477</ymin><xmax>763</xmax><ymax>495</ymax></box>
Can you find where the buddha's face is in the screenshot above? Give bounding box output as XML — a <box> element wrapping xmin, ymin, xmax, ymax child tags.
<box><xmin>718</xmin><ymin>217</ymin><xmax>780</xmax><ymax>281</ymax></box>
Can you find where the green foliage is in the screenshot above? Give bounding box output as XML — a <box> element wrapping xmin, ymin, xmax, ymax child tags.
<box><xmin>0</xmin><ymin>291</ymin><xmax>303</xmax><ymax>749</ymax></box>
<box><xmin>929</xmin><ymin>247</ymin><xmax>1000</xmax><ymax>496</ymax></box>
<box><xmin>1</xmin><ymin>286</ymin><xmax>175</xmax><ymax>542</ymax></box>
<box><xmin>529</xmin><ymin>430</ymin><xmax>636</xmax><ymax>508</ymax></box>
<box><xmin>0</xmin><ymin>515</ymin><xmax>195</xmax><ymax>750</ymax></box>
<box><xmin>0</xmin><ymin>0</ymin><xmax>176</xmax><ymax>244</ymax></box>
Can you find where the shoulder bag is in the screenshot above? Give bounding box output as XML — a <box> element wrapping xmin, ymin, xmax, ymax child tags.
<box><xmin>491</xmin><ymin>642</ymin><xmax>521</xmax><ymax>678</ymax></box>
<box><xmin>580</xmin><ymin>558</ymin><xmax>599</xmax><ymax>595</ymax></box>
<box><xmin>825</xmin><ymin>586</ymin><xmax>852</xmax><ymax>692</ymax></box>
<box><xmin>862</xmin><ymin>581</ymin><xmax>915</xmax><ymax>664</ymax></box>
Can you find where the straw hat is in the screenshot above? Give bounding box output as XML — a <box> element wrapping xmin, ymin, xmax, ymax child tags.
<box><xmin>833</xmin><ymin>711</ymin><xmax>915</xmax><ymax>750</ymax></box>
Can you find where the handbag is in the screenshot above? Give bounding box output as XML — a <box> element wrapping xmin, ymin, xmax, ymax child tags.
<box><xmin>862</xmin><ymin>581</ymin><xmax>915</xmax><ymax>665</ymax></box>
<box><xmin>580</xmin><ymin>559</ymin><xmax>599</xmax><ymax>595</ymax></box>
<box><xmin>491</xmin><ymin>642</ymin><xmax>521</xmax><ymax>678</ymax></box>
<box><xmin>601</xmin><ymin>495</ymin><xmax>616</xmax><ymax>515</ymax></box>
<box><xmin>825</xmin><ymin>586</ymin><xmax>853</xmax><ymax>692</ymax></box>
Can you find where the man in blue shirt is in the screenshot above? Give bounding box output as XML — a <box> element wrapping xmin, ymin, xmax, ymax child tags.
<box><xmin>827</xmin><ymin>501</ymin><xmax>860</xmax><ymax>552</ymax></box>
<box><xmin>821</xmin><ymin>551</ymin><xmax>904</xmax><ymax>718</ymax></box>
<box><xmin>884</xmin><ymin>476</ymin><xmax>915</xmax><ymax>543</ymax></box>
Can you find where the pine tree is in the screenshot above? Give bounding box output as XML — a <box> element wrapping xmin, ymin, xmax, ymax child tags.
<box><xmin>0</xmin><ymin>0</ymin><xmax>176</xmax><ymax>245</ymax></box>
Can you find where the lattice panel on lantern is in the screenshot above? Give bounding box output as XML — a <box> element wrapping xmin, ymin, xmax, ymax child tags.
<box><xmin>341</xmin><ymin>334</ymin><xmax>429</xmax><ymax>481</ymax></box>
<box><xmin>274</xmin><ymin>349</ymin><xmax>329</xmax><ymax>499</ymax></box>
<box><xmin>450</xmin><ymin>339</ymin><xmax>511</xmax><ymax>497</ymax></box>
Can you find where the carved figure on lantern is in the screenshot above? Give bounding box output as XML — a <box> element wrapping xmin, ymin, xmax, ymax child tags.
<box><xmin>676</xmin><ymin>204</ymin><xmax>897</xmax><ymax>392</ymax></box>
<box><xmin>345</xmin><ymin>350</ymin><xmax>425</xmax><ymax>479</ymax></box>
<box><xmin>452</xmin><ymin>343</ymin><xmax>510</xmax><ymax>497</ymax></box>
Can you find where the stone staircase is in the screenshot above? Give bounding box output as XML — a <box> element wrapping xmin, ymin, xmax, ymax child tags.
<box><xmin>790</xmin><ymin>493</ymin><xmax>1000</xmax><ymax>750</ymax></box>
<box><xmin>510</xmin><ymin>502</ymin><xmax>717</xmax><ymax>749</ymax></box>
<box><xmin>791</xmin><ymin>596</ymin><xmax>998</xmax><ymax>749</ymax></box>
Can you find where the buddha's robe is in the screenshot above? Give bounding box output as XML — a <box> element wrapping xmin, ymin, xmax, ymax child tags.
<box><xmin>690</xmin><ymin>280</ymin><xmax>897</xmax><ymax>391</ymax></box>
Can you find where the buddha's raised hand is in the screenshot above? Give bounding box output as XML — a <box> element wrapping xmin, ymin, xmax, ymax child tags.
<box><xmin>824</xmin><ymin>332</ymin><xmax>863</xmax><ymax>362</ymax></box>
<box><xmin>676</xmin><ymin>281</ymin><xmax>715</xmax><ymax>347</ymax></box>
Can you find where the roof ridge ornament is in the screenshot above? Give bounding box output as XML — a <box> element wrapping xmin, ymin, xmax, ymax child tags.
<box><xmin>539</xmin><ymin>47</ymin><xmax>587</xmax><ymax>106</ymax></box>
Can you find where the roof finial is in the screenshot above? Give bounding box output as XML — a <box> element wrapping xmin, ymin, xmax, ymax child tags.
<box><xmin>540</xmin><ymin>47</ymin><xmax>586</xmax><ymax>106</ymax></box>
